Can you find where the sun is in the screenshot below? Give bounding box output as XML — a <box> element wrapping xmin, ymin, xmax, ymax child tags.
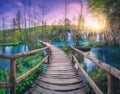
<box><xmin>91</xmin><ymin>23</ymin><xmax>104</xmax><ymax>31</ymax></box>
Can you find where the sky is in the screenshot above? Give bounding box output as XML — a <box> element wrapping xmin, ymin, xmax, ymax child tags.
<box><xmin>0</xmin><ymin>0</ymin><xmax>98</xmax><ymax>29</ymax></box>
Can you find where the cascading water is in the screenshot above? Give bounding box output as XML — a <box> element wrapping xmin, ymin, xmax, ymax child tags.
<box><xmin>96</xmin><ymin>33</ymin><xmax>104</xmax><ymax>42</ymax></box>
<box><xmin>67</xmin><ymin>30</ymin><xmax>74</xmax><ymax>45</ymax></box>
<box><xmin>81</xmin><ymin>30</ymin><xmax>89</xmax><ymax>41</ymax></box>
<box><xmin>101</xmin><ymin>34</ymin><xmax>104</xmax><ymax>42</ymax></box>
<box><xmin>96</xmin><ymin>33</ymin><xmax>101</xmax><ymax>42</ymax></box>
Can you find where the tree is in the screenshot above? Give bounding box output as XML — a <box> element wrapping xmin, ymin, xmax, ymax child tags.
<box><xmin>63</xmin><ymin>0</ymin><xmax>68</xmax><ymax>45</ymax></box>
<box><xmin>12</xmin><ymin>18</ymin><xmax>16</xmax><ymax>41</ymax></box>
<box><xmin>64</xmin><ymin>18</ymin><xmax>71</xmax><ymax>29</ymax></box>
<box><xmin>21</xmin><ymin>0</ymin><xmax>28</xmax><ymax>43</ymax></box>
<box><xmin>88</xmin><ymin>0</ymin><xmax>120</xmax><ymax>45</ymax></box>
<box><xmin>39</xmin><ymin>0</ymin><xmax>47</xmax><ymax>42</ymax></box>
<box><xmin>64</xmin><ymin>0</ymin><xmax>67</xmax><ymax>27</ymax></box>
<box><xmin>78</xmin><ymin>0</ymin><xmax>83</xmax><ymax>31</ymax></box>
<box><xmin>16</xmin><ymin>10</ymin><xmax>21</xmax><ymax>29</ymax></box>
<box><xmin>2</xmin><ymin>17</ymin><xmax>5</xmax><ymax>42</ymax></box>
<box><xmin>78</xmin><ymin>15</ymin><xmax>85</xmax><ymax>30</ymax></box>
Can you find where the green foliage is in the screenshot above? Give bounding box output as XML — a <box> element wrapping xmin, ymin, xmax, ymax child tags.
<box><xmin>88</xmin><ymin>68</ymin><xmax>106</xmax><ymax>82</ymax></box>
<box><xmin>16</xmin><ymin>52</ymin><xmax>43</xmax><ymax>77</ymax></box>
<box><xmin>15</xmin><ymin>52</ymin><xmax>44</xmax><ymax>94</ymax></box>
<box><xmin>0</xmin><ymin>25</ymin><xmax>73</xmax><ymax>45</ymax></box>
<box><xmin>0</xmin><ymin>68</ymin><xmax>9</xmax><ymax>94</ymax></box>
<box><xmin>60</xmin><ymin>47</ymin><xmax>71</xmax><ymax>53</ymax></box>
<box><xmin>34</xmin><ymin>43</ymin><xmax>45</xmax><ymax>49</ymax></box>
<box><xmin>0</xmin><ymin>89</ymin><xmax>6</xmax><ymax>94</ymax></box>
<box><xmin>16</xmin><ymin>64</ymin><xmax>43</xmax><ymax>94</ymax></box>
<box><xmin>81</xmin><ymin>62</ymin><xmax>87</xmax><ymax>71</ymax></box>
<box><xmin>88</xmin><ymin>0</ymin><xmax>107</xmax><ymax>14</ymax></box>
<box><xmin>82</xmin><ymin>39</ymin><xmax>104</xmax><ymax>48</ymax></box>
<box><xmin>0</xmin><ymin>43</ymin><xmax>45</xmax><ymax>94</ymax></box>
<box><xmin>88</xmin><ymin>0</ymin><xmax>120</xmax><ymax>45</ymax></box>
<box><xmin>88</xmin><ymin>67</ymin><xmax>107</xmax><ymax>93</ymax></box>
<box><xmin>0</xmin><ymin>68</ymin><xmax>8</xmax><ymax>82</ymax></box>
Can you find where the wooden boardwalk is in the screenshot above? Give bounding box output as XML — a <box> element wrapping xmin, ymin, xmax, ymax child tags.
<box><xmin>31</xmin><ymin>45</ymin><xmax>89</xmax><ymax>94</ymax></box>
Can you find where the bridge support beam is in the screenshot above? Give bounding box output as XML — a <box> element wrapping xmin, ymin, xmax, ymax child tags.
<box><xmin>10</xmin><ymin>59</ymin><xmax>16</xmax><ymax>94</ymax></box>
<box><xmin>107</xmin><ymin>73</ymin><xmax>115</xmax><ymax>94</ymax></box>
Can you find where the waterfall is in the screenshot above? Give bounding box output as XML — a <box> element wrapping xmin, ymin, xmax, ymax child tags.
<box><xmin>96</xmin><ymin>33</ymin><xmax>100</xmax><ymax>42</ymax></box>
<box><xmin>67</xmin><ymin>30</ymin><xmax>74</xmax><ymax>45</ymax></box>
<box><xmin>101</xmin><ymin>34</ymin><xmax>104</xmax><ymax>42</ymax></box>
<box><xmin>81</xmin><ymin>30</ymin><xmax>88</xmax><ymax>41</ymax></box>
<box><xmin>96</xmin><ymin>33</ymin><xmax>104</xmax><ymax>42</ymax></box>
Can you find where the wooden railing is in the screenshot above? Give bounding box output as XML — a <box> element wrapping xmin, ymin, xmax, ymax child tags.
<box><xmin>71</xmin><ymin>46</ymin><xmax>120</xmax><ymax>94</ymax></box>
<box><xmin>0</xmin><ymin>46</ymin><xmax>50</xmax><ymax>94</ymax></box>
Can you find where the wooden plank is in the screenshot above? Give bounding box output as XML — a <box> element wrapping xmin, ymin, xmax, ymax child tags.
<box><xmin>44</xmin><ymin>72</ymin><xmax>77</xmax><ymax>75</ymax></box>
<box><xmin>48</xmin><ymin>63</ymin><xmax>73</xmax><ymax>66</ymax></box>
<box><xmin>73</xmin><ymin>55</ymin><xmax>103</xmax><ymax>94</ymax></box>
<box><xmin>50</xmin><ymin>59</ymin><xmax>70</xmax><ymax>63</ymax></box>
<box><xmin>45</xmin><ymin>70</ymin><xmax>77</xmax><ymax>75</ymax></box>
<box><xmin>31</xmin><ymin>43</ymin><xmax>89</xmax><ymax>94</ymax></box>
<box><xmin>31</xmin><ymin>85</ymin><xmax>89</xmax><ymax>94</ymax></box>
<box><xmin>38</xmin><ymin>76</ymin><xmax>82</xmax><ymax>85</ymax></box>
<box><xmin>46</xmin><ymin>68</ymin><xmax>76</xmax><ymax>72</ymax></box>
<box><xmin>48</xmin><ymin>63</ymin><xmax>74</xmax><ymax>68</ymax></box>
<box><xmin>42</xmin><ymin>73</ymin><xmax>78</xmax><ymax>78</ymax></box>
<box><xmin>36</xmin><ymin>80</ymin><xmax>85</xmax><ymax>91</ymax></box>
<box><xmin>47</xmin><ymin>67</ymin><xmax>75</xmax><ymax>71</ymax></box>
<box><xmin>50</xmin><ymin>56</ymin><xmax>69</xmax><ymax>59</ymax></box>
<box><xmin>41</xmin><ymin>74</ymin><xmax>79</xmax><ymax>79</ymax></box>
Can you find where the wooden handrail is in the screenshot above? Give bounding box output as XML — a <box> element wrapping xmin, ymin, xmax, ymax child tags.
<box><xmin>0</xmin><ymin>82</ymin><xmax>12</xmax><ymax>88</ymax></box>
<box><xmin>0</xmin><ymin>46</ymin><xmax>49</xmax><ymax>59</ymax></box>
<box><xmin>0</xmin><ymin>46</ymin><xmax>50</xmax><ymax>94</ymax></box>
<box><xmin>71</xmin><ymin>46</ymin><xmax>120</xmax><ymax>94</ymax></box>
<box><xmin>16</xmin><ymin>55</ymin><xmax>49</xmax><ymax>83</ymax></box>
<box><xmin>39</xmin><ymin>40</ymin><xmax>51</xmax><ymax>47</ymax></box>
<box><xmin>72</xmin><ymin>55</ymin><xmax>103</xmax><ymax>94</ymax></box>
<box><xmin>0</xmin><ymin>54</ymin><xmax>13</xmax><ymax>59</ymax></box>
<box><xmin>71</xmin><ymin>46</ymin><xmax>120</xmax><ymax>80</ymax></box>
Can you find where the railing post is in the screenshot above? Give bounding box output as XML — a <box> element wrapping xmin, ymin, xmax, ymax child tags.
<box><xmin>107</xmin><ymin>73</ymin><xmax>115</xmax><ymax>94</ymax></box>
<box><xmin>72</xmin><ymin>49</ymin><xmax>74</xmax><ymax>63</ymax></box>
<box><xmin>48</xmin><ymin>47</ymin><xmax>50</xmax><ymax>63</ymax></box>
<box><xmin>10</xmin><ymin>59</ymin><xmax>16</xmax><ymax>94</ymax></box>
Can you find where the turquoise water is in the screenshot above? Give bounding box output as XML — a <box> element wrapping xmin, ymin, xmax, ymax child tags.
<box><xmin>0</xmin><ymin>44</ymin><xmax>29</xmax><ymax>68</ymax></box>
<box><xmin>52</xmin><ymin>40</ymin><xmax>88</xmax><ymax>46</ymax></box>
<box><xmin>91</xmin><ymin>46</ymin><xmax>120</xmax><ymax>69</ymax></box>
<box><xmin>0</xmin><ymin>43</ymin><xmax>120</xmax><ymax>70</ymax></box>
<box><xmin>84</xmin><ymin>46</ymin><xmax>120</xmax><ymax>71</ymax></box>
<box><xmin>52</xmin><ymin>40</ymin><xmax>120</xmax><ymax>70</ymax></box>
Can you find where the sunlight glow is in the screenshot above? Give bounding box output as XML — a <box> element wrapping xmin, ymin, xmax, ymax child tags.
<box><xmin>85</xmin><ymin>15</ymin><xmax>106</xmax><ymax>33</ymax></box>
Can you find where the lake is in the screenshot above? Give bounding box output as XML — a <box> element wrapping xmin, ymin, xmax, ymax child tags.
<box><xmin>0</xmin><ymin>44</ymin><xmax>29</xmax><ymax>68</ymax></box>
<box><xmin>52</xmin><ymin>40</ymin><xmax>88</xmax><ymax>46</ymax></box>
<box><xmin>0</xmin><ymin>43</ymin><xmax>120</xmax><ymax>71</ymax></box>
<box><xmin>84</xmin><ymin>46</ymin><xmax>120</xmax><ymax>71</ymax></box>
